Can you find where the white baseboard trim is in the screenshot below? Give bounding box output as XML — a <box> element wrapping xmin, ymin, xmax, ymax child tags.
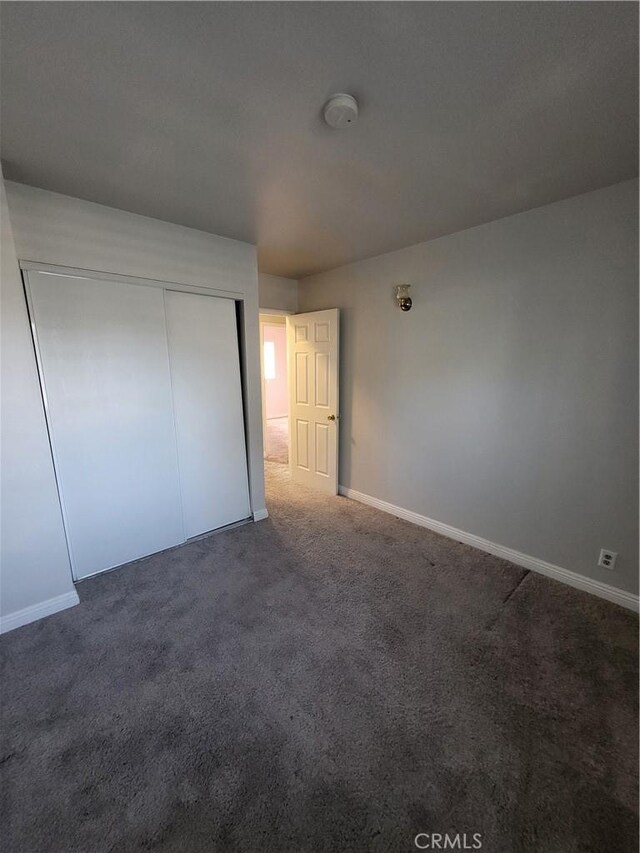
<box><xmin>0</xmin><ymin>590</ymin><xmax>80</xmax><ymax>634</ymax></box>
<box><xmin>338</xmin><ymin>486</ymin><xmax>639</xmax><ymax>613</ymax></box>
<box><xmin>253</xmin><ymin>508</ymin><xmax>269</xmax><ymax>522</ymax></box>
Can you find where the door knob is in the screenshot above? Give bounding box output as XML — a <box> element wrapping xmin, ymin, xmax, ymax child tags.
<box><xmin>327</xmin><ymin>414</ymin><xmax>337</xmax><ymax>421</ymax></box>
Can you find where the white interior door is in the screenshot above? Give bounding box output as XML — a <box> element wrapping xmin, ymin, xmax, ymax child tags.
<box><xmin>164</xmin><ymin>290</ymin><xmax>250</xmax><ymax>538</ymax></box>
<box><xmin>26</xmin><ymin>271</ymin><xmax>184</xmax><ymax>580</ymax></box>
<box><xmin>287</xmin><ymin>309</ymin><xmax>339</xmax><ymax>494</ymax></box>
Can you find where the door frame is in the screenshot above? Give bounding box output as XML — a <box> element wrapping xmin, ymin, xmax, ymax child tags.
<box><xmin>20</xmin><ymin>260</ymin><xmax>244</xmax><ymax>301</ymax></box>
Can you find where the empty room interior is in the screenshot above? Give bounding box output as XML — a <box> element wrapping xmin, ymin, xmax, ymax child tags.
<box><xmin>1</xmin><ymin>3</ymin><xmax>638</xmax><ymax>852</ymax></box>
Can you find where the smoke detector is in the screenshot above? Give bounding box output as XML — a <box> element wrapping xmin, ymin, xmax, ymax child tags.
<box><xmin>323</xmin><ymin>93</ymin><xmax>358</xmax><ymax>129</ymax></box>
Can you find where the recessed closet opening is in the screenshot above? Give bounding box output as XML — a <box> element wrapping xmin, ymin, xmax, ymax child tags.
<box><xmin>23</xmin><ymin>265</ymin><xmax>253</xmax><ymax>583</ymax></box>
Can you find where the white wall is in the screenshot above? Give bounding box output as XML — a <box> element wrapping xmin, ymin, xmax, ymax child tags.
<box><xmin>263</xmin><ymin>324</ymin><xmax>288</xmax><ymax>419</ymax></box>
<box><xmin>299</xmin><ymin>180</ymin><xmax>639</xmax><ymax>597</ymax></box>
<box><xmin>1</xmin><ymin>180</ymin><xmax>266</xmax><ymax>628</ymax></box>
<box><xmin>1</xmin><ymin>178</ymin><xmax>78</xmax><ymax>629</ymax></box>
<box><xmin>259</xmin><ymin>273</ymin><xmax>298</xmax><ymax>312</ymax></box>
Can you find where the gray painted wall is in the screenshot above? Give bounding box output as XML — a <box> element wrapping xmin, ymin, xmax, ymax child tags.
<box><xmin>1</xmin><ymin>180</ymin><xmax>266</xmax><ymax>625</ymax></box>
<box><xmin>1</xmin><ymin>177</ymin><xmax>76</xmax><ymax>619</ymax></box>
<box><xmin>299</xmin><ymin>180</ymin><xmax>639</xmax><ymax>595</ymax></box>
<box><xmin>259</xmin><ymin>273</ymin><xmax>298</xmax><ymax>312</ymax></box>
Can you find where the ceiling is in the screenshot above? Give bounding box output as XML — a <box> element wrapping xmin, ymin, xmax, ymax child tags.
<box><xmin>1</xmin><ymin>2</ymin><xmax>637</xmax><ymax>279</ymax></box>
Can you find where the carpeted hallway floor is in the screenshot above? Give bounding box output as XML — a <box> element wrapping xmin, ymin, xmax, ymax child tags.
<box><xmin>1</xmin><ymin>463</ymin><xmax>638</xmax><ymax>852</ymax></box>
<box><xmin>264</xmin><ymin>416</ymin><xmax>288</xmax><ymax>464</ymax></box>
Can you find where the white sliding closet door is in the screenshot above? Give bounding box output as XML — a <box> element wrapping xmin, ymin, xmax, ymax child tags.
<box><xmin>26</xmin><ymin>272</ymin><xmax>184</xmax><ymax>580</ymax></box>
<box><xmin>164</xmin><ymin>291</ymin><xmax>250</xmax><ymax>538</ymax></box>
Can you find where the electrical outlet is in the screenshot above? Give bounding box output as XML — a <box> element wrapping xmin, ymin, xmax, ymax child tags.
<box><xmin>598</xmin><ymin>549</ymin><xmax>617</xmax><ymax>570</ymax></box>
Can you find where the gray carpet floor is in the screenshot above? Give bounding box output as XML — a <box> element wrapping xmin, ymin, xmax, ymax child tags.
<box><xmin>264</xmin><ymin>416</ymin><xmax>288</xmax><ymax>464</ymax></box>
<box><xmin>1</xmin><ymin>463</ymin><xmax>638</xmax><ymax>852</ymax></box>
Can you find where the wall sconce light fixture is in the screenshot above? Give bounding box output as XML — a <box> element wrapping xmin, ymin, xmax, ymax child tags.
<box><xmin>395</xmin><ymin>283</ymin><xmax>412</xmax><ymax>312</ymax></box>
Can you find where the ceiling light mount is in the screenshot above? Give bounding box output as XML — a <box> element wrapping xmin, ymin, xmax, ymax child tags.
<box><xmin>323</xmin><ymin>93</ymin><xmax>358</xmax><ymax>129</ymax></box>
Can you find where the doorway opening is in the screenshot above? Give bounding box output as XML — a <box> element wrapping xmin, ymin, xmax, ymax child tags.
<box><xmin>259</xmin><ymin>307</ymin><xmax>340</xmax><ymax>496</ymax></box>
<box><xmin>260</xmin><ymin>313</ymin><xmax>289</xmax><ymax>466</ymax></box>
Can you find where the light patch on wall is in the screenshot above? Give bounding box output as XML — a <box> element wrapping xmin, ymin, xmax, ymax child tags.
<box><xmin>264</xmin><ymin>341</ymin><xmax>276</xmax><ymax>380</ymax></box>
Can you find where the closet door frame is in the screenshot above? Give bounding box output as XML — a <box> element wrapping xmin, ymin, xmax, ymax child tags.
<box><xmin>21</xmin><ymin>260</ymin><xmax>244</xmax><ymax>302</ymax></box>
<box><xmin>21</xmin><ymin>260</ymin><xmax>252</xmax><ymax>581</ymax></box>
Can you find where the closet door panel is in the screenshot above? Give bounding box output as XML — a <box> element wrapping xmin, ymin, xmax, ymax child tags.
<box><xmin>164</xmin><ymin>291</ymin><xmax>250</xmax><ymax>538</ymax></box>
<box><xmin>27</xmin><ymin>272</ymin><xmax>184</xmax><ymax>579</ymax></box>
